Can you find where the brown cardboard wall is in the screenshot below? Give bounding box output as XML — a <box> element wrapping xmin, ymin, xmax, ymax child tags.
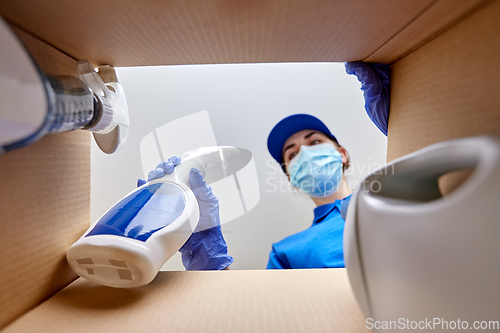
<box><xmin>0</xmin><ymin>0</ymin><xmax>486</xmax><ymax>67</ymax></box>
<box><xmin>387</xmin><ymin>0</ymin><xmax>500</xmax><ymax>161</ymax></box>
<box><xmin>365</xmin><ymin>0</ymin><xmax>487</xmax><ymax>63</ymax></box>
<box><xmin>0</xmin><ymin>27</ymin><xmax>90</xmax><ymax>329</ymax></box>
<box><xmin>3</xmin><ymin>269</ymin><xmax>370</xmax><ymax>333</ymax></box>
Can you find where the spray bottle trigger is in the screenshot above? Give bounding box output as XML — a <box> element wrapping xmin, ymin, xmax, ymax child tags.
<box><xmin>77</xmin><ymin>60</ymin><xmax>115</xmax><ymax>101</ymax></box>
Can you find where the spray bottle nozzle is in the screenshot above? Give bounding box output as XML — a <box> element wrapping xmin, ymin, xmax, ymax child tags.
<box><xmin>77</xmin><ymin>60</ymin><xmax>130</xmax><ymax>154</ymax></box>
<box><xmin>0</xmin><ymin>14</ymin><xmax>129</xmax><ymax>155</ymax></box>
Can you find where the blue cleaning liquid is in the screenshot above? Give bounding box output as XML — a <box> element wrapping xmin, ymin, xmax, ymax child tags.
<box><xmin>86</xmin><ymin>183</ymin><xmax>186</xmax><ymax>241</ymax></box>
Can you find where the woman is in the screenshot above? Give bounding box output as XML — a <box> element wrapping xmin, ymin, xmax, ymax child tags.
<box><xmin>266</xmin><ymin>113</ymin><xmax>352</xmax><ymax>269</ymax></box>
<box><xmin>143</xmin><ymin>113</ymin><xmax>351</xmax><ymax>270</ymax></box>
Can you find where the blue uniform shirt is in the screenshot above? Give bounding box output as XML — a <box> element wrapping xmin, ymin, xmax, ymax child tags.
<box><xmin>267</xmin><ymin>195</ymin><xmax>351</xmax><ymax>269</ymax></box>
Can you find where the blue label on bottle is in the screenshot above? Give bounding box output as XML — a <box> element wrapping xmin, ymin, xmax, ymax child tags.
<box><xmin>86</xmin><ymin>183</ymin><xmax>186</xmax><ymax>241</ymax></box>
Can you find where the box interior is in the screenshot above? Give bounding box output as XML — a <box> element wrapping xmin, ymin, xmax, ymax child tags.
<box><xmin>0</xmin><ymin>0</ymin><xmax>499</xmax><ymax>330</ymax></box>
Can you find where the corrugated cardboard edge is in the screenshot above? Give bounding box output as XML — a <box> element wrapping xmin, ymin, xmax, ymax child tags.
<box><xmin>0</xmin><ymin>26</ymin><xmax>90</xmax><ymax>329</ymax></box>
<box><xmin>387</xmin><ymin>0</ymin><xmax>500</xmax><ymax>162</ymax></box>
<box><xmin>3</xmin><ymin>269</ymin><xmax>371</xmax><ymax>333</ymax></box>
<box><xmin>365</xmin><ymin>0</ymin><xmax>489</xmax><ymax>64</ymax></box>
<box><xmin>1</xmin><ymin>0</ymin><xmax>433</xmax><ymax>66</ymax></box>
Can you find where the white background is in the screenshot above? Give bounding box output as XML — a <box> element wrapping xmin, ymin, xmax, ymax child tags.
<box><xmin>91</xmin><ymin>62</ymin><xmax>387</xmax><ymax>270</ymax></box>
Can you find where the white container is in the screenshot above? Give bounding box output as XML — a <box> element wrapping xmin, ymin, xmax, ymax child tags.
<box><xmin>344</xmin><ymin>134</ymin><xmax>500</xmax><ymax>330</ymax></box>
<box><xmin>67</xmin><ymin>146</ymin><xmax>251</xmax><ymax>288</ymax></box>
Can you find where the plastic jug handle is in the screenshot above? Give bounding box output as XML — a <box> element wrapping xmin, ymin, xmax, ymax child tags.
<box><xmin>368</xmin><ymin>135</ymin><xmax>500</xmax><ymax>202</ymax></box>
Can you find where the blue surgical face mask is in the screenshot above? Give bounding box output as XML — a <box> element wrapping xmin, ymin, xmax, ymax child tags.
<box><xmin>288</xmin><ymin>143</ymin><xmax>343</xmax><ymax>198</ymax></box>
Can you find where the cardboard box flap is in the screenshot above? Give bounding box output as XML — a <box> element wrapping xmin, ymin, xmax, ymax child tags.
<box><xmin>0</xmin><ymin>0</ymin><xmax>484</xmax><ymax>66</ymax></box>
<box><xmin>365</xmin><ymin>0</ymin><xmax>488</xmax><ymax>63</ymax></box>
<box><xmin>2</xmin><ymin>269</ymin><xmax>370</xmax><ymax>333</ymax></box>
<box><xmin>388</xmin><ymin>0</ymin><xmax>500</xmax><ymax>161</ymax></box>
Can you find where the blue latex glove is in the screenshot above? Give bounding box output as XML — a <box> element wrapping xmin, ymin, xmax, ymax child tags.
<box><xmin>345</xmin><ymin>62</ymin><xmax>391</xmax><ymax>136</ymax></box>
<box><xmin>138</xmin><ymin>157</ymin><xmax>233</xmax><ymax>271</ymax></box>
<box><xmin>178</xmin><ymin>168</ymin><xmax>234</xmax><ymax>270</ymax></box>
<box><xmin>137</xmin><ymin>156</ymin><xmax>181</xmax><ymax>187</ymax></box>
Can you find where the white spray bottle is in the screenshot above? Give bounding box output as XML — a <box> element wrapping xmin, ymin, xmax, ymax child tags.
<box><xmin>67</xmin><ymin>146</ymin><xmax>245</xmax><ymax>288</ymax></box>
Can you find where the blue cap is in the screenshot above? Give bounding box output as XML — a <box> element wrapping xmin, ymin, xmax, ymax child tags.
<box><xmin>267</xmin><ymin>114</ymin><xmax>336</xmax><ymax>165</ymax></box>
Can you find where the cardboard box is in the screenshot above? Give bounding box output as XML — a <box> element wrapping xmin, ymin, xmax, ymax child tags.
<box><xmin>0</xmin><ymin>0</ymin><xmax>499</xmax><ymax>331</ymax></box>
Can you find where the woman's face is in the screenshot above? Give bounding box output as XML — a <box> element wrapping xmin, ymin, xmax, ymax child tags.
<box><xmin>282</xmin><ymin>129</ymin><xmax>348</xmax><ymax>173</ymax></box>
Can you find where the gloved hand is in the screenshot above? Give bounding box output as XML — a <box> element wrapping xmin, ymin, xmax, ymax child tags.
<box><xmin>179</xmin><ymin>168</ymin><xmax>234</xmax><ymax>270</ymax></box>
<box><xmin>138</xmin><ymin>157</ymin><xmax>233</xmax><ymax>271</ymax></box>
<box><xmin>345</xmin><ymin>62</ymin><xmax>391</xmax><ymax>136</ymax></box>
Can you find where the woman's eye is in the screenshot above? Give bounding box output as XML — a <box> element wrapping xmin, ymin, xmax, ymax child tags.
<box><xmin>289</xmin><ymin>152</ymin><xmax>298</xmax><ymax>160</ymax></box>
<box><xmin>311</xmin><ymin>139</ymin><xmax>321</xmax><ymax>145</ymax></box>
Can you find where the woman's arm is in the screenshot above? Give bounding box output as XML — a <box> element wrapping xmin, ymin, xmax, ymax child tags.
<box><xmin>266</xmin><ymin>247</ymin><xmax>289</xmax><ymax>269</ymax></box>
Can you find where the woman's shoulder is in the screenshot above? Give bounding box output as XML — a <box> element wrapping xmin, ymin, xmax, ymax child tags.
<box><xmin>272</xmin><ymin>225</ymin><xmax>316</xmax><ymax>252</ymax></box>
